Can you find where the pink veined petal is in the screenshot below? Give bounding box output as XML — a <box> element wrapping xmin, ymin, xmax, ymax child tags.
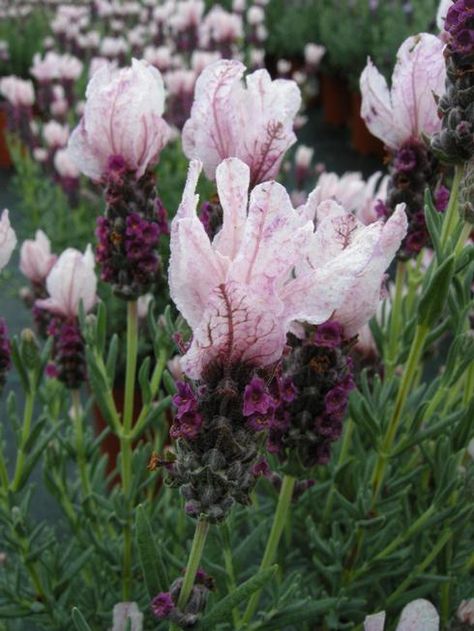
<box><xmin>180</xmin><ymin>281</ymin><xmax>286</xmax><ymax>379</ymax></box>
<box><xmin>68</xmin><ymin>119</ymin><xmax>104</xmax><ymax>181</ymax></box>
<box><xmin>79</xmin><ymin>244</ymin><xmax>98</xmax><ymax>314</ymax></box>
<box><xmin>285</xmin><ymin>209</ymin><xmax>406</xmax><ymax>331</ymax></box>
<box><xmin>182</xmin><ymin>59</ymin><xmax>245</xmax><ymax>180</ymax></box>
<box><xmin>213</xmin><ymin>158</ymin><xmax>250</xmax><ymax>260</ymax></box>
<box><xmin>237</xmin><ymin>69</ymin><xmax>301</xmax><ymax>185</ymax></box>
<box><xmin>173</xmin><ymin>159</ymin><xmax>203</xmax><ymax>224</ymax></box>
<box><xmin>309</xmin><ymin>201</ymin><xmax>365</xmax><ymax>268</ymax></box>
<box><xmin>333</xmin><ymin>205</ymin><xmax>407</xmax><ymax>336</ymax></box>
<box><xmin>360</xmin><ymin>58</ymin><xmax>404</xmax><ymax>150</ymax></box>
<box><xmin>396</xmin><ymin>599</ymin><xmax>439</xmax><ymax>631</ymax></box>
<box><xmin>391</xmin><ymin>34</ymin><xmax>445</xmax><ymax>141</ymax></box>
<box><xmin>296</xmin><ymin>186</ymin><xmax>323</xmax><ymax>224</ymax></box>
<box><xmin>39</xmin><ymin>245</ymin><xmax>97</xmax><ymax>319</ymax></box>
<box><xmin>364</xmin><ymin>612</ymin><xmax>386</xmax><ymax>631</ymax></box>
<box><xmin>229</xmin><ymin>179</ymin><xmax>313</xmax><ymax>291</ymax></box>
<box><xmin>280</xmin><ymin>263</ymin><xmax>354</xmax><ymax>327</ymax></box>
<box><xmin>169</xmin><ymin>217</ymin><xmax>227</xmax><ymax>331</ymax></box>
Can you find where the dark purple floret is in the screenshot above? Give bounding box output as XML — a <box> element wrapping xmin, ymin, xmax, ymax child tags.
<box><xmin>243</xmin><ymin>376</ymin><xmax>275</xmax><ymax>416</ymax></box>
<box><xmin>151</xmin><ymin>592</ymin><xmax>174</xmax><ymax>619</ymax></box>
<box><xmin>267</xmin><ymin>321</ymin><xmax>356</xmax><ymax>473</ymax></box>
<box><xmin>96</xmin><ymin>168</ymin><xmax>167</xmax><ymax>299</ymax></box>
<box><xmin>47</xmin><ymin>318</ymin><xmax>87</xmax><ymax>389</ymax></box>
<box><xmin>435</xmin><ymin>185</ymin><xmax>450</xmax><ymax>212</ymax></box>
<box><xmin>313</xmin><ymin>321</ymin><xmax>343</xmax><ymax>348</ymax></box>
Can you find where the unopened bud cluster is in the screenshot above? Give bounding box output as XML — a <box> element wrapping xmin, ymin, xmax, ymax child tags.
<box><xmin>376</xmin><ymin>141</ymin><xmax>442</xmax><ymax>258</ymax></box>
<box><xmin>151</xmin><ymin>568</ymin><xmax>214</xmax><ymax>628</ymax></box>
<box><xmin>431</xmin><ymin>0</ymin><xmax>474</xmax><ymax>163</ymax></box>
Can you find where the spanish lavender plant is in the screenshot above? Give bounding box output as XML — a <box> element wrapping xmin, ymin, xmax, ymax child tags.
<box><xmin>360</xmin><ymin>33</ymin><xmax>447</xmax><ymax>258</ymax></box>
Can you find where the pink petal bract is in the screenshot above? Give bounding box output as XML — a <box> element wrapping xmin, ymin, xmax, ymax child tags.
<box><xmin>360</xmin><ymin>33</ymin><xmax>445</xmax><ymax>149</ymax></box>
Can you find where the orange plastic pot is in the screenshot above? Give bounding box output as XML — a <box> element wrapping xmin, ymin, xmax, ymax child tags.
<box><xmin>0</xmin><ymin>110</ymin><xmax>12</xmax><ymax>169</ymax></box>
<box><xmin>349</xmin><ymin>91</ymin><xmax>385</xmax><ymax>159</ymax></box>
<box><xmin>320</xmin><ymin>73</ymin><xmax>351</xmax><ymax>127</ymax></box>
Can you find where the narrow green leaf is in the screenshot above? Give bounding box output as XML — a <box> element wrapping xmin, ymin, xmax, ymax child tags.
<box><xmin>135</xmin><ymin>504</ymin><xmax>168</xmax><ymax>598</ymax></box>
<box><xmin>255</xmin><ymin>598</ymin><xmax>340</xmax><ymax>630</ymax></box>
<box><xmin>162</xmin><ymin>369</ymin><xmax>177</xmax><ymax>395</ymax></box>
<box><xmin>418</xmin><ymin>255</ymin><xmax>455</xmax><ymax>328</ymax></box>
<box><xmin>72</xmin><ymin>607</ymin><xmax>92</xmax><ymax>631</ymax></box>
<box><xmin>199</xmin><ymin>565</ymin><xmax>277</xmax><ymax>629</ymax></box>
<box><xmin>138</xmin><ymin>357</ymin><xmax>152</xmax><ymax>406</ymax></box>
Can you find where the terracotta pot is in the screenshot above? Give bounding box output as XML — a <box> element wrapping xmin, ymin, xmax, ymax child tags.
<box><xmin>0</xmin><ymin>110</ymin><xmax>12</xmax><ymax>169</ymax></box>
<box><xmin>320</xmin><ymin>73</ymin><xmax>351</xmax><ymax>127</ymax></box>
<box><xmin>349</xmin><ymin>91</ymin><xmax>385</xmax><ymax>159</ymax></box>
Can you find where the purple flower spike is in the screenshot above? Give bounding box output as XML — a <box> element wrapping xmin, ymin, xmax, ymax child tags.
<box><xmin>243</xmin><ymin>376</ymin><xmax>275</xmax><ymax>416</ymax></box>
<box><xmin>151</xmin><ymin>592</ymin><xmax>174</xmax><ymax>619</ymax></box>
<box><xmin>314</xmin><ymin>321</ymin><xmax>343</xmax><ymax>348</ymax></box>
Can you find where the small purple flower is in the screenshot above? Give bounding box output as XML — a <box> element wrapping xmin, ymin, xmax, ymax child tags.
<box><xmin>246</xmin><ymin>413</ymin><xmax>271</xmax><ymax>432</ymax></box>
<box><xmin>252</xmin><ymin>458</ymin><xmax>271</xmax><ymax>477</ymax></box>
<box><xmin>394</xmin><ymin>146</ymin><xmax>417</xmax><ymax>172</ymax></box>
<box><xmin>314</xmin><ymin>321</ymin><xmax>343</xmax><ymax>348</ymax></box>
<box><xmin>324</xmin><ymin>385</ymin><xmax>349</xmax><ymax>416</ymax></box>
<box><xmin>277</xmin><ymin>376</ymin><xmax>297</xmax><ymax>403</ymax></box>
<box><xmin>405</xmin><ymin>230</ymin><xmax>427</xmax><ymax>254</ymax></box>
<box><xmin>243</xmin><ymin>376</ymin><xmax>275</xmax><ymax>417</ymax></box>
<box><xmin>374</xmin><ymin>199</ymin><xmax>389</xmax><ymax>219</ymax></box>
<box><xmin>170</xmin><ymin>410</ymin><xmax>203</xmax><ymax>440</ymax></box>
<box><xmin>151</xmin><ymin>592</ymin><xmax>174</xmax><ymax>619</ymax></box>
<box><xmin>173</xmin><ymin>381</ymin><xmax>198</xmax><ymax>418</ymax></box>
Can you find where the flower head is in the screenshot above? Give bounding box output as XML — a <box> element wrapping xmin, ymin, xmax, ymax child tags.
<box><xmin>182</xmin><ymin>60</ymin><xmax>301</xmax><ymax>186</ymax></box>
<box><xmin>68</xmin><ymin>59</ymin><xmax>170</xmax><ymax>181</ymax></box>
<box><xmin>170</xmin><ymin>159</ymin><xmax>406</xmax><ymax>378</ymax></box>
<box><xmin>20</xmin><ymin>230</ymin><xmax>57</xmax><ymax>284</ymax></box>
<box><xmin>0</xmin><ymin>76</ymin><xmax>35</xmax><ymax>107</ymax></box>
<box><xmin>360</xmin><ymin>34</ymin><xmax>446</xmax><ymax>150</ymax></box>
<box><xmin>36</xmin><ymin>245</ymin><xmax>97</xmax><ymax>319</ymax></box>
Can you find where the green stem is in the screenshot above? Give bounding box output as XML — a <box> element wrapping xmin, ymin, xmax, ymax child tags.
<box><xmin>121</xmin><ymin>300</ymin><xmax>139</xmax><ymax>602</ymax></box>
<box><xmin>220</xmin><ymin>522</ymin><xmax>240</xmax><ymax>627</ymax></box>
<box><xmin>177</xmin><ymin>518</ymin><xmax>210</xmax><ymax>610</ymax></box>
<box><xmin>71</xmin><ymin>390</ymin><xmax>91</xmax><ymax>498</ymax></box>
<box><xmin>370</xmin><ymin>324</ymin><xmax>429</xmax><ymax>507</ymax></box>
<box><xmin>385</xmin><ymin>261</ymin><xmax>406</xmax><ymax>379</ymax></box>
<box><xmin>321</xmin><ymin>419</ymin><xmax>353</xmax><ymax>527</ymax></box>
<box><xmin>242</xmin><ymin>474</ymin><xmax>296</xmax><ymax>625</ymax></box>
<box><xmin>440</xmin><ymin>165</ymin><xmax>463</xmax><ymax>251</ymax></box>
<box><xmin>123</xmin><ymin>301</ymin><xmax>139</xmax><ymax>435</ymax></box>
<box><xmin>11</xmin><ymin>387</ymin><xmax>36</xmax><ymax>493</ymax></box>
